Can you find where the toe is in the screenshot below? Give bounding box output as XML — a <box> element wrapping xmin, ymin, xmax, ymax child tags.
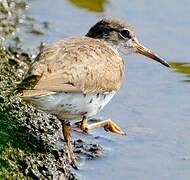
<box><xmin>106</xmin><ymin>122</ymin><xmax>126</xmax><ymax>136</ymax></box>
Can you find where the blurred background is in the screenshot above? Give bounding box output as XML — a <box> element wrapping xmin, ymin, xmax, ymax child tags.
<box><xmin>4</xmin><ymin>0</ymin><xmax>190</xmax><ymax>179</ymax></box>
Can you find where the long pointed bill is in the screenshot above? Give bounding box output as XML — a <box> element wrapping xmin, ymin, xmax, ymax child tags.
<box><xmin>135</xmin><ymin>43</ymin><xmax>170</xmax><ymax>68</ymax></box>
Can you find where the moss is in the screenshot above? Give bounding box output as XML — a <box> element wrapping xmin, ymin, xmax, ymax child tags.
<box><xmin>0</xmin><ymin>47</ymin><xmax>77</xmax><ymax>179</ymax></box>
<box><xmin>0</xmin><ymin>0</ymin><xmax>77</xmax><ymax>179</ymax></box>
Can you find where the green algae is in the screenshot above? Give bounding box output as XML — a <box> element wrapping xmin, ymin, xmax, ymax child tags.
<box><xmin>0</xmin><ymin>0</ymin><xmax>77</xmax><ymax>179</ymax></box>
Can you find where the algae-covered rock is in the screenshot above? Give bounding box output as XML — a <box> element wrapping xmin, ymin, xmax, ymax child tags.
<box><xmin>0</xmin><ymin>0</ymin><xmax>77</xmax><ymax>179</ymax></box>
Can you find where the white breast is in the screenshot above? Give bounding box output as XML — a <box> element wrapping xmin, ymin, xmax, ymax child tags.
<box><xmin>24</xmin><ymin>91</ymin><xmax>116</xmax><ymax>120</ymax></box>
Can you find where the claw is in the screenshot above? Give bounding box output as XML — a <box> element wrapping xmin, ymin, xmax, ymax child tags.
<box><xmin>104</xmin><ymin>121</ymin><xmax>126</xmax><ymax>136</ymax></box>
<box><xmin>71</xmin><ymin>160</ymin><xmax>78</xmax><ymax>170</ymax></box>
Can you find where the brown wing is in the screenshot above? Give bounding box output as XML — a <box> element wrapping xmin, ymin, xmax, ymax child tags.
<box><xmin>21</xmin><ymin>36</ymin><xmax>124</xmax><ymax>97</ymax></box>
<box><xmin>22</xmin><ymin>83</ymin><xmax>81</xmax><ymax>97</ymax></box>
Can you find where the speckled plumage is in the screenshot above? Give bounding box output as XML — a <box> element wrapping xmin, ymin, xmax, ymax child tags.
<box><xmin>22</xmin><ymin>36</ymin><xmax>124</xmax><ymax>97</ymax></box>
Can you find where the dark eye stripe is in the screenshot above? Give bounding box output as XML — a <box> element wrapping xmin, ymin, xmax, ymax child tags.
<box><xmin>105</xmin><ymin>27</ymin><xmax>132</xmax><ymax>39</ymax></box>
<box><xmin>119</xmin><ymin>29</ymin><xmax>132</xmax><ymax>39</ymax></box>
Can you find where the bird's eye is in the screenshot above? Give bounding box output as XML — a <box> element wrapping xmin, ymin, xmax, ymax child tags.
<box><xmin>119</xmin><ymin>29</ymin><xmax>132</xmax><ymax>39</ymax></box>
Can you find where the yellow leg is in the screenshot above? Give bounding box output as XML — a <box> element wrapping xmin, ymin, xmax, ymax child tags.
<box><xmin>62</xmin><ymin>121</ymin><xmax>77</xmax><ymax>168</ymax></box>
<box><xmin>80</xmin><ymin>116</ymin><xmax>126</xmax><ymax>136</ymax></box>
<box><xmin>80</xmin><ymin>116</ymin><xmax>88</xmax><ymax>133</ymax></box>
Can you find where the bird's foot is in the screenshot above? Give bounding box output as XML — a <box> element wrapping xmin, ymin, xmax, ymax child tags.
<box><xmin>104</xmin><ymin>120</ymin><xmax>126</xmax><ymax>136</ymax></box>
<box><xmin>85</xmin><ymin>118</ymin><xmax>126</xmax><ymax>136</ymax></box>
<box><xmin>70</xmin><ymin>157</ymin><xmax>78</xmax><ymax>170</ymax></box>
<box><xmin>75</xmin><ymin>116</ymin><xmax>127</xmax><ymax>136</ymax></box>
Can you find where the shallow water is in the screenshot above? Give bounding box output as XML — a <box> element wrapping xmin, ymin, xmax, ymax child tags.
<box><xmin>23</xmin><ymin>0</ymin><xmax>190</xmax><ymax>179</ymax></box>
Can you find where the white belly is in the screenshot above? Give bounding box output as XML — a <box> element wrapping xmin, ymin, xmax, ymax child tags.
<box><xmin>23</xmin><ymin>91</ymin><xmax>116</xmax><ymax>120</ymax></box>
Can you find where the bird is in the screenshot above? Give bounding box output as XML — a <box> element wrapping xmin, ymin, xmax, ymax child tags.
<box><xmin>17</xmin><ymin>18</ymin><xmax>170</xmax><ymax>168</ymax></box>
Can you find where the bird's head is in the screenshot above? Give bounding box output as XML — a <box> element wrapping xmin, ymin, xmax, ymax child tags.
<box><xmin>86</xmin><ymin>18</ymin><xmax>170</xmax><ymax>67</ymax></box>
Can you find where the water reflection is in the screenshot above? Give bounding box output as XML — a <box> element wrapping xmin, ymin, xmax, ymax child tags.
<box><xmin>170</xmin><ymin>62</ymin><xmax>190</xmax><ymax>82</ymax></box>
<box><xmin>68</xmin><ymin>0</ymin><xmax>109</xmax><ymax>12</ymax></box>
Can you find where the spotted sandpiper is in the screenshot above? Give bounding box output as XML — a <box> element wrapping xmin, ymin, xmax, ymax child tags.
<box><xmin>17</xmin><ymin>18</ymin><xmax>170</xmax><ymax>167</ymax></box>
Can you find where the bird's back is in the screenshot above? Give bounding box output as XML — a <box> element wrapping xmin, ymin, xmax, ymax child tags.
<box><xmin>21</xmin><ymin>36</ymin><xmax>125</xmax><ymax>97</ymax></box>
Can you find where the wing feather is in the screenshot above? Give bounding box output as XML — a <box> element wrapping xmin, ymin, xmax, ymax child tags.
<box><xmin>21</xmin><ymin>36</ymin><xmax>124</xmax><ymax>97</ymax></box>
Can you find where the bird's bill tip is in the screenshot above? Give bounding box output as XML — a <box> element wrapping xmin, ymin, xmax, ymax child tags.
<box><xmin>136</xmin><ymin>44</ymin><xmax>170</xmax><ymax>68</ymax></box>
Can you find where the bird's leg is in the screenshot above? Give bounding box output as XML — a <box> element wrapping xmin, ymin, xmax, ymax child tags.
<box><xmin>80</xmin><ymin>116</ymin><xmax>88</xmax><ymax>133</ymax></box>
<box><xmin>62</xmin><ymin>121</ymin><xmax>77</xmax><ymax>168</ymax></box>
<box><xmin>81</xmin><ymin>116</ymin><xmax>126</xmax><ymax>136</ymax></box>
